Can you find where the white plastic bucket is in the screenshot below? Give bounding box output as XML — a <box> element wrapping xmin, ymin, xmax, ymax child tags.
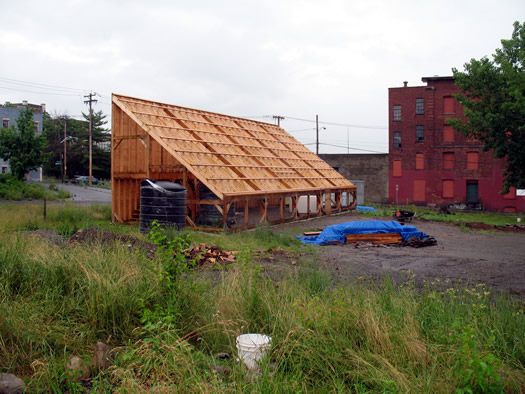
<box><xmin>236</xmin><ymin>334</ymin><xmax>272</xmax><ymax>370</ymax></box>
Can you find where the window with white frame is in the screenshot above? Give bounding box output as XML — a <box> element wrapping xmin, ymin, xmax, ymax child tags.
<box><xmin>393</xmin><ymin>105</ymin><xmax>401</xmax><ymax>121</ymax></box>
<box><xmin>415</xmin><ymin>98</ymin><xmax>424</xmax><ymax>115</ymax></box>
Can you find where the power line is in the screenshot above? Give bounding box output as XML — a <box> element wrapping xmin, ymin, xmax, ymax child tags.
<box><xmin>0</xmin><ymin>85</ymin><xmax>82</xmax><ymax>96</ymax></box>
<box><xmin>244</xmin><ymin>115</ymin><xmax>387</xmax><ymax>130</ymax></box>
<box><xmin>304</xmin><ymin>142</ymin><xmax>387</xmax><ymax>154</ymax></box>
<box><xmin>285</xmin><ymin>116</ymin><xmax>387</xmax><ymax>130</ymax></box>
<box><xmin>0</xmin><ymin>77</ymin><xmax>87</xmax><ymax>93</ymax></box>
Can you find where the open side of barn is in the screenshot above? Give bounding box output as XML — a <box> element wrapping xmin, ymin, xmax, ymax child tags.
<box><xmin>111</xmin><ymin>94</ymin><xmax>357</xmax><ymax>231</ymax></box>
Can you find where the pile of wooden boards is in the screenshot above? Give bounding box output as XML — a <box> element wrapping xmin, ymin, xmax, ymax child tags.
<box><xmin>345</xmin><ymin>233</ymin><xmax>403</xmax><ymax>245</ymax></box>
<box><xmin>302</xmin><ymin>231</ymin><xmax>403</xmax><ymax>245</ymax></box>
<box><xmin>184</xmin><ymin>244</ymin><xmax>237</xmax><ymax>265</ymax></box>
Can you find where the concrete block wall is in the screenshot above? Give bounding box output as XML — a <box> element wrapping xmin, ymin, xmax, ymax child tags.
<box><xmin>319</xmin><ymin>153</ymin><xmax>389</xmax><ymax>203</ymax></box>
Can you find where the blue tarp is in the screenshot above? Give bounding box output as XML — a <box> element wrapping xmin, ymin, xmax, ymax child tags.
<box><xmin>356</xmin><ymin>206</ymin><xmax>377</xmax><ymax>213</ymax></box>
<box><xmin>298</xmin><ymin>220</ymin><xmax>429</xmax><ymax>245</ymax></box>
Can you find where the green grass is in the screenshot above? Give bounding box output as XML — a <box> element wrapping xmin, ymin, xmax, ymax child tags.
<box><xmin>0</xmin><ymin>204</ymin><xmax>524</xmax><ymax>392</ymax></box>
<box><xmin>418</xmin><ymin>210</ymin><xmax>522</xmax><ymax>226</ymax></box>
<box><xmin>357</xmin><ymin>203</ymin><xmax>523</xmax><ymax>227</ymax></box>
<box><xmin>0</xmin><ymin>174</ymin><xmax>71</xmax><ymax>201</ymax></box>
<box><xmin>0</xmin><ymin>203</ymin><xmax>141</xmax><ymax>238</ymax></box>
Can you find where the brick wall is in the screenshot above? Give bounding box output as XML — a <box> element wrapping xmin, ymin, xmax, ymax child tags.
<box><xmin>388</xmin><ymin>77</ymin><xmax>525</xmax><ymax>212</ymax></box>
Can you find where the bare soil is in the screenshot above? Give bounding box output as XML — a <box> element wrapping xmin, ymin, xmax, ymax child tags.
<box><xmin>271</xmin><ymin>213</ymin><xmax>525</xmax><ymax>296</ymax></box>
<box><xmin>28</xmin><ymin>228</ymin><xmax>158</xmax><ymax>258</ymax></box>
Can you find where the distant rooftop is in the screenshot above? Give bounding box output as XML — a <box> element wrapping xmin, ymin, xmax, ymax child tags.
<box><xmin>421</xmin><ymin>76</ymin><xmax>454</xmax><ymax>83</ymax></box>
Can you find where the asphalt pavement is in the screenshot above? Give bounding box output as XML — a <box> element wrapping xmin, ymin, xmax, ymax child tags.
<box><xmin>59</xmin><ymin>183</ymin><xmax>112</xmax><ymax>203</ymax></box>
<box><xmin>31</xmin><ymin>180</ymin><xmax>112</xmax><ymax>204</ymax></box>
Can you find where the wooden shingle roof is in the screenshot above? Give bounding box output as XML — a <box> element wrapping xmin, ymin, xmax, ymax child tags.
<box><xmin>112</xmin><ymin>94</ymin><xmax>355</xmax><ymax>199</ymax></box>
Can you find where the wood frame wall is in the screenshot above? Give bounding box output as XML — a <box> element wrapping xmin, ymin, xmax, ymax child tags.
<box><xmin>112</xmin><ymin>95</ymin><xmax>357</xmax><ymax>231</ymax></box>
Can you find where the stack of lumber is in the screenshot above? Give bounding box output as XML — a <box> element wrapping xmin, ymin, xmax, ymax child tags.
<box><xmin>302</xmin><ymin>230</ymin><xmax>403</xmax><ymax>245</ymax></box>
<box><xmin>184</xmin><ymin>244</ymin><xmax>237</xmax><ymax>265</ymax></box>
<box><xmin>344</xmin><ymin>233</ymin><xmax>403</xmax><ymax>245</ymax></box>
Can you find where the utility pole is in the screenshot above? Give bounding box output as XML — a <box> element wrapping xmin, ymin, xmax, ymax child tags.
<box><xmin>316</xmin><ymin>114</ymin><xmax>319</xmax><ymax>154</ymax></box>
<box><xmin>347</xmin><ymin>127</ymin><xmax>349</xmax><ymax>154</ymax></box>
<box><xmin>272</xmin><ymin>115</ymin><xmax>285</xmax><ymax>127</ymax></box>
<box><xmin>84</xmin><ymin>92</ymin><xmax>97</xmax><ymax>185</ymax></box>
<box><xmin>63</xmin><ymin>118</ymin><xmax>67</xmax><ymax>183</ymax></box>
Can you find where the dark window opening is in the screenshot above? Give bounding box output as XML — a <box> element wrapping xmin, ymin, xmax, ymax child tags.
<box><xmin>466</xmin><ymin>181</ymin><xmax>478</xmax><ymax>202</ymax></box>
<box><xmin>416</xmin><ymin>125</ymin><xmax>424</xmax><ymax>142</ymax></box>
<box><xmin>393</xmin><ymin>131</ymin><xmax>401</xmax><ymax>148</ymax></box>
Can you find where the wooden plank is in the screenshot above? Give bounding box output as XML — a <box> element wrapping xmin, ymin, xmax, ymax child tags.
<box><xmin>345</xmin><ymin>233</ymin><xmax>403</xmax><ymax>245</ymax></box>
<box><xmin>303</xmin><ymin>231</ymin><xmax>322</xmax><ymax>236</ymax></box>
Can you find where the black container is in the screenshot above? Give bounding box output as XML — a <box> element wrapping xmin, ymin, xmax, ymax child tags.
<box><xmin>140</xmin><ymin>179</ymin><xmax>187</xmax><ymax>233</ymax></box>
<box><xmin>198</xmin><ymin>183</ymin><xmax>235</xmax><ymax>226</ymax></box>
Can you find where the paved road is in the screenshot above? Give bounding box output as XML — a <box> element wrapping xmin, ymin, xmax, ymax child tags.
<box><xmin>58</xmin><ymin>183</ymin><xmax>112</xmax><ymax>203</ymax></box>
<box><xmin>29</xmin><ymin>181</ymin><xmax>112</xmax><ymax>204</ymax></box>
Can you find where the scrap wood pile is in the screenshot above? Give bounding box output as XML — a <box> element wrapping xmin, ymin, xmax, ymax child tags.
<box><xmin>397</xmin><ymin>235</ymin><xmax>437</xmax><ymax>248</ymax></box>
<box><xmin>184</xmin><ymin>244</ymin><xmax>237</xmax><ymax>266</ymax></box>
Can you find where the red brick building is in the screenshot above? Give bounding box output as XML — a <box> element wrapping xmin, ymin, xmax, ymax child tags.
<box><xmin>388</xmin><ymin>76</ymin><xmax>525</xmax><ymax>212</ymax></box>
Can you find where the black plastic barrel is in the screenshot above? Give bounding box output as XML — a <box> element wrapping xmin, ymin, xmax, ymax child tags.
<box><xmin>139</xmin><ymin>179</ymin><xmax>187</xmax><ymax>233</ymax></box>
<box><xmin>197</xmin><ymin>183</ymin><xmax>235</xmax><ymax>226</ymax></box>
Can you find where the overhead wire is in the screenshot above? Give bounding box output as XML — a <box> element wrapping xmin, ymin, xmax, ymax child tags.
<box><xmin>0</xmin><ymin>85</ymin><xmax>83</xmax><ymax>96</ymax></box>
<box><xmin>0</xmin><ymin>77</ymin><xmax>87</xmax><ymax>93</ymax></box>
<box><xmin>284</xmin><ymin>116</ymin><xmax>387</xmax><ymax>130</ymax></box>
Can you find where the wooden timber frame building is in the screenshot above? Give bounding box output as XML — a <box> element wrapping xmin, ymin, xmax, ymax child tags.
<box><xmin>111</xmin><ymin>94</ymin><xmax>357</xmax><ymax>232</ymax></box>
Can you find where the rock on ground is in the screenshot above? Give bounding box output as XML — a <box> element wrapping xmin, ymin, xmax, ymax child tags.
<box><xmin>0</xmin><ymin>373</ymin><xmax>25</xmax><ymax>394</ymax></box>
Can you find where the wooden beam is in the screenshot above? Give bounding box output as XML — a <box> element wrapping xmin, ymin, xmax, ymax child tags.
<box><xmin>146</xmin><ymin>134</ymin><xmax>150</xmax><ymax>178</ymax></box>
<box><xmin>325</xmin><ymin>191</ymin><xmax>332</xmax><ymax>216</ymax></box>
<box><xmin>345</xmin><ymin>233</ymin><xmax>403</xmax><ymax>245</ymax></box>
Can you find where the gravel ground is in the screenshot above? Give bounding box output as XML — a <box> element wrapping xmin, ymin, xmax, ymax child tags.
<box><xmin>271</xmin><ymin>213</ymin><xmax>525</xmax><ymax>296</ymax></box>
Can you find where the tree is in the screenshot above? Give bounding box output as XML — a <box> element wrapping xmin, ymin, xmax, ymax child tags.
<box><xmin>0</xmin><ymin>106</ymin><xmax>47</xmax><ymax>180</ymax></box>
<box><xmin>449</xmin><ymin>21</ymin><xmax>525</xmax><ymax>192</ymax></box>
<box><xmin>80</xmin><ymin>109</ymin><xmax>111</xmax><ymax>180</ymax></box>
<box><xmin>42</xmin><ymin>110</ymin><xmax>111</xmax><ymax>180</ymax></box>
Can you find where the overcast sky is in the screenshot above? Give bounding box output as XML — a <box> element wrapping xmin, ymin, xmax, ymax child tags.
<box><xmin>0</xmin><ymin>0</ymin><xmax>522</xmax><ymax>154</ymax></box>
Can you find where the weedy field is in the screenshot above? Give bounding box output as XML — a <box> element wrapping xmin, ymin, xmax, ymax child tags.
<box><xmin>0</xmin><ymin>203</ymin><xmax>524</xmax><ymax>392</ymax></box>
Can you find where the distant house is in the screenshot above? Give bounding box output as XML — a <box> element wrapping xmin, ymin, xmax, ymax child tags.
<box><xmin>388</xmin><ymin>77</ymin><xmax>525</xmax><ymax>212</ymax></box>
<box><xmin>0</xmin><ymin>101</ymin><xmax>45</xmax><ymax>181</ymax></box>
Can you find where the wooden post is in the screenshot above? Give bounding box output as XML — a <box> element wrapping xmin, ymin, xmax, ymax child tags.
<box><xmin>244</xmin><ymin>199</ymin><xmax>249</xmax><ymax>226</ymax></box>
<box><xmin>325</xmin><ymin>191</ymin><xmax>332</xmax><ymax>215</ymax></box>
<box><xmin>43</xmin><ymin>198</ymin><xmax>47</xmax><ymax>220</ymax></box>
<box><xmin>146</xmin><ymin>134</ymin><xmax>151</xmax><ymax>178</ymax></box>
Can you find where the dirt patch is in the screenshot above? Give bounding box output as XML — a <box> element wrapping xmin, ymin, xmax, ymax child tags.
<box><xmin>271</xmin><ymin>213</ymin><xmax>525</xmax><ymax>297</ymax></box>
<box><xmin>68</xmin><ymin>228</ymin><xmax>156</xmax><ymax>254</ymax></box>
<box><xmin>28</xmin><ymin>227</ymin><xmax>158</xmax><ymax>258</ymax></box>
